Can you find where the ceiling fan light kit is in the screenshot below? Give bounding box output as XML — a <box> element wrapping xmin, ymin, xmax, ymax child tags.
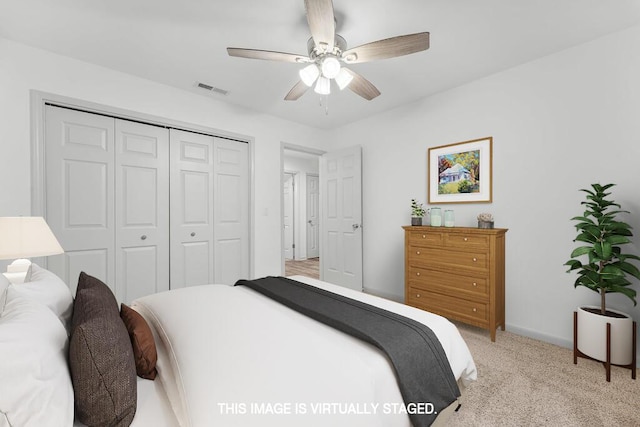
<box><xmin>334</xmin><ymin>67</ymin><xmax>353</xmax><ymax>90</ymax></box>
<box><xmin>299</xmin><ymin>63</ymin><xmax>320</xmax><ymax>86</ymax></box>
<box><xmin>227</xmin><ymin>0</ymin><xmax>430</xmax><ymax>103</ymax></box>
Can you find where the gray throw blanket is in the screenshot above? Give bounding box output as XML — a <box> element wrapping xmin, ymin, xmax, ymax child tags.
<box><xmin>235</xmin><ymin>276</ymin><xmax>460</xmax><ymax>427</ymax></box>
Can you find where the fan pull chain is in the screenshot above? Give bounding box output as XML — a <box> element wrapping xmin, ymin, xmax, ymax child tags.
<box><xmin>319</xmin><ymin>95</ymin><xmax>329</xmax><ymax>115</ymax></box>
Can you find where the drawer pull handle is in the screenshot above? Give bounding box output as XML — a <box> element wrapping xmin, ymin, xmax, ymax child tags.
<box><xmin>472</xmin><ymin>282</ymin><xmax>477</xmax><ymax>287</ymax></box>
<box><xmin>422</xmin><ymin>234</ymin><xmax>426</xmax><ymax>238</ymax></box>
<box><xmin>472</xmin><ymin>257</ymin><xmax>477</xmax><ymax>262</ymax></box>
<box><xmin>472</xmin><ymin>308</ymin><xmax>477</xmax><ymax>312</ymax></box>
<box><xmin>464</xmin><ymin>237</ymin><xmax>468</xmax><ymax>242</ymax></box>
<box><xmin>416</xmin><ymin>294</ymin><xmax>421</xmax><ymax>298</ymax></box>
<box><xmin>416</xmin><ymin>251</ymin><xmax>421</xmax><ymax>255</ymax></box>
<box><xmin>416</xmin><ymin>272</ymin><xmax>420</xmax><ymax>276</ymax></box>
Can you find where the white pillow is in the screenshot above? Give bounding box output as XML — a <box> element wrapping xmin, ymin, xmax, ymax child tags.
<box><xmin>0</xmin><ymin>273</ymin><xmax>8</xmax><ymax>314</ymax></box>
<box><xmin>0</xmin><ymin>287</ymin><xmax>74</xmax><ymax>426</ymax></box>
<box><xmin>10</xmin><ymin>263</ymin><xmax>74</xmax><ymax>333</ymax></box>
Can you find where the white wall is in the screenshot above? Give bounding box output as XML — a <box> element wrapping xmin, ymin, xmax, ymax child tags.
<box><xmin>3</xmin><ymin>23</ymin><xmax>639</xmax><ymax>355</ymax></box>
<box><xmin>0</xmin><ymin>37</ymin><xmax>328</xmax><ymax>279</ymax></box>
<box><xmin>326</xmin><ymin>24</ymin><xmax>640</xmax><ymax>350</ymax></box>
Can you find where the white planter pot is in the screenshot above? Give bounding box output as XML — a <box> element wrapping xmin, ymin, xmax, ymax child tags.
<box><xmin>577</xmin><ymin>306</ymin><xmax>633</xmax><ymax>366</ymax></box>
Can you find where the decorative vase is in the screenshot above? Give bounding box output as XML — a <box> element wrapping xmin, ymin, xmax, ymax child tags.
<box><xmin>429</xmin><ymin>207</ymin><xmax>442</xmax><ymax>227</ymax></box>
<box><xmin>411</xmin><ymin>217</ymin><xmax>422</xmax><ymax>226</ymax></box>
<box><xmin>576</xmin><ymin>305</ymin><xmax>633</xmax><ymax>365</ymax></box>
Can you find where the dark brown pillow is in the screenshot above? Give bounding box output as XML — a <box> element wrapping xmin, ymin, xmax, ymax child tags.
<box><xmin>120</xmin><ymin>304</ymin><xmax>158</xmax><ymax>380</ymax></box>
<box><xmin>69</xmin><ymin>272</ymin><xmax>137</xmax><ymax>426</ymax></box>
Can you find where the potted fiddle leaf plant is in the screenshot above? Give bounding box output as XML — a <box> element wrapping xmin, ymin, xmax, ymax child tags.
<box><xmin>564</xmin><ymin>183</ymin><xmax>640</xmax><ymax>366</ymax></box>
<box><xmin>411</xmin><ymin>199</ymin><xmax>426</xmax><ymax>226</ymax></box>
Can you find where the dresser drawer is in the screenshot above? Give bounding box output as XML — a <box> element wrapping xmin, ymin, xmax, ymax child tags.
<box><xmin>407</xmin><ymin>288</ymin><xmax>488</xmax><ymax>324</ymax></box>
<box><xmin>408</xmin><ymin>231</ymin><xmax>443</xmax><ymax>247</ymax></box>
<box><xmin>408</xmin><ymin>247</ymin><xmax>489</xmax><ymax>272</ymax></box>
<box><xmin>444</xmin><ymin>233</ymin><xmax>490</xmax><ymax>250</ymax></box>
<box><xmin>408</xmin><ymin>266</ymin><xmax>488</xmax><ymax>297</ymax></box>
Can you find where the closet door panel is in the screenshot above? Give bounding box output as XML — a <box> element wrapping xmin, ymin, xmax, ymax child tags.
<box><xmin>45</xmin><ymin>106</ymin><xmax>115</xmax><ymax>292</ymax></box>
<box><xmin>115</xmin><ymin>120</ymin><xmax>169</xmax><ymax>303</ymax></box>
<box><xmin>170</xmin><ymin>129</ymin><xmax>215</xmax><ymax>288</ymax></box>
<box><xmin>213</xmin><ymin>138</ymin><xmax>249</xmax><ymax>285</ymax></box>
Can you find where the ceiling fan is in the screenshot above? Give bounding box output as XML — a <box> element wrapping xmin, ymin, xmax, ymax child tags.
<box><xmin>227</xmin><ymin>0</ymin><xmax>430</xmax><ymax>101</ymax></box>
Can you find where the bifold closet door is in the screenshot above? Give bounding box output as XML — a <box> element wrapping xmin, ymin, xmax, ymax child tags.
<box><xmin>45</xmin><ymin>106</ymin><xmax>115</xmax><ymax>295</ymax></box>
<box><xmin>114</xmin><ymin>119</ymin><xmax>170</xmax><ymax>302</ymax></box>
<box><xmin>45</xmin><ymin>105</ymin><xmax>170</xmax><ymax>301</ymax></box>
<box><xmin>213</xmin><ymin>137</ymin><xmax>250</xmax><ymax>285</ymax></box>
<box><xmin>169</xmin><ymin>129</ymin><xmax>215</xmax><ymax>288</ymax></box>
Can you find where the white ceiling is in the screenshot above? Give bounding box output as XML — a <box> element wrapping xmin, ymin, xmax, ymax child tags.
<box><xmin>2</xmin><ymin>0</ymin><xmax>640</xmax><ymax>129</ymax></box>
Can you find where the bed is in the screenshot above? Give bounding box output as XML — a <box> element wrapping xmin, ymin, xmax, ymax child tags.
<box><xmin>0</xmin><ymin>266</ymin><xmax>476</xmax><ymax>427</ymax></box>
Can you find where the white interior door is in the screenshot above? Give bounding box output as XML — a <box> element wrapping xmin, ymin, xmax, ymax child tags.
<box><xmin>306</xmin><ymin>174</ymin><xmax>319</xmax><ymax>258</ymax></box>
<box><xmin>45</xmin><ymin>106</ymin><xmax>115</xmax><ymax>295</ymax></box>
<box><xmin>115</xmin><ymin>119</ymin><xmax>170</xmax><ymax>302</ymax></box>
<box><xmin>283</xmin><ymin>173</ymin><xmax>295</xmax><ymax>260</ymax></box>
<box><xmin>169</xmin><ymin>129</ymin><xmax>215</xmax><ymax>288</ymax></box>
<box><xmin>213</xmin><ymin>137</ymin><xmax>250</xmax><ymax>284</ymax></box>
<box><xmin>320</xmin><ymin>145</ymin><xmax>363</xmax><ymax>291</ymax></box>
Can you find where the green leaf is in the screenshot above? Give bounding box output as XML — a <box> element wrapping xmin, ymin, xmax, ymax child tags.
<box><xmin>608</xmin><ymin>285</ymin><xmax>637</xmax><ymax>306</ymax></box>
<box><xmin>570</xmin><ymin>246</ymin><xmax>592</xmax><ymax>258</ymax></box>
<box><xmin>594</xmin><ymin>241</ymin><xmax>613</xmax><ymax>259</ymax></box>
<box><xmin>605</xmin><ymin>235</ymin><xmax>630</xmax><ymax>245</ymax></box>
<box><xmin>617</xmin><ymin>261</ymin><xmax>640</xmax><ymax>280</ymax></box>
<box><xmin>574</xmin><ymin>233</ymin><xmax>597</xmax><ymax>244</ymax></box>
<box><xmin>564</xmin><ymin>260</ymin><xmax>583</xmax><ymax>271</ymax></box>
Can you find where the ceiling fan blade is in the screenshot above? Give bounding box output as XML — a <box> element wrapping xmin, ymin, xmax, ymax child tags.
<box><xmin>304</xmin><ymin>0</ymin><xmax>335</xmax><ymax>52</ymax></box>
<box><xmin>344</xmin><ymin>69</ymin><xmax>380</xmax><ymax>100</ymax></box>
<box><xmin>341</xmin><ymin>32</ymin><xmax>430</xmax><ymax>64</ymax></box>
<box><xmin>284</xmin><ymin>80</ymin><xmax>310</xmax><ymax>101</ymax></box>
<box><xmin>227</xmin><ymin>48</ymin><xmax>309</xmax><ymax>63</ymax></box>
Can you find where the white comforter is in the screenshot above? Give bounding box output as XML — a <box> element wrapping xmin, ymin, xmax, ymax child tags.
<box><xmin>133</xmin><ymin>276</ymin><xmax>477</xmax><ymax>427</ymax></box>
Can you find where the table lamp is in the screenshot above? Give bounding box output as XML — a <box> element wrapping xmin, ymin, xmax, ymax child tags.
<box><xmin>0</xmin><ymin>217</ymin><xmax>64</xmax><ymax>284</ymax></box>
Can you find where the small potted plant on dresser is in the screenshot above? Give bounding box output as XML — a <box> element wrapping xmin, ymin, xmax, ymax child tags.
<box><xmin>564</xmin><ymin>183</ymin><xmax>639</xmax><ymax>381</ymax></box>
<box><xmin>411</xmin><ymin>199</ymin><xmax>426</xmax><ymax>226</ymax></box>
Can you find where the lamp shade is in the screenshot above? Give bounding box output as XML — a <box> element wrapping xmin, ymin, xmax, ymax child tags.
<box><xmin>0</xmin><ymin>217</ymin><xmax>64</xmax><ymax>260</ymax></box>
<box><xmin>299</xmin><ymin>64</ymin><xmax>320</xmax><ymax>87</ymax></box>
<box><xmin>335</xmin><ymin>68</ymin><xmax>354</xmax><ymax>90</ymax></box>
<box><xmin>314</xmin><ymin>76</ymin><xmax>331</xmax><ymax>95</ymax></box>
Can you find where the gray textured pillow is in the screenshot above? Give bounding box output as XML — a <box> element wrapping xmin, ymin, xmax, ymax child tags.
<box><xmin>69</xmin><ymin>272</ymin><xmax>137</xmax><ymax>426</ymax></box>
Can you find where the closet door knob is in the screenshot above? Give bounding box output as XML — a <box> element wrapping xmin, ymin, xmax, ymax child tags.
<box><xmin>140</xmin><ymin>235</ymin><xmax>147</xmax><ymax>240</ymax></box>
<box><xmin>191</xmin><ymin>232</ymin><xmax>196</xmax><ymax>237</ymax></box>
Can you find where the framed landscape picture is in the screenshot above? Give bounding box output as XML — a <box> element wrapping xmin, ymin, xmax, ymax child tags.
<box><xmin>428</xmin><ymin>137</ymin><xmax>493</xmax><ymax>204</ymax></box>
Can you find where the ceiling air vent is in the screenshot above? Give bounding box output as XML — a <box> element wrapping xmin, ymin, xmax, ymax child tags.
<box><xmin>196</xmin><ymin>82</ymin><xmax>228</xmax><ymax>96</ymax></box>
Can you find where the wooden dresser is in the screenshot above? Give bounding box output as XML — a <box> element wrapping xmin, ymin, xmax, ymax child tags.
<box><xmin>403</xmin><ymin>226</ymin><xmax>507</xmax><ymax>341</ymax></box>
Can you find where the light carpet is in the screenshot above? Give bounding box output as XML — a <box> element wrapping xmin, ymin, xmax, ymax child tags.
<box><xmin>448</xmin><ymin>323</ymin><xmax>639</xmax><ymax>426</ymax></box>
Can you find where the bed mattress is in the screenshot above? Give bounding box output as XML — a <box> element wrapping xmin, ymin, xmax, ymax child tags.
<box><xmin>131</xmin><ymin>275</ymin><xmax>477</xmax><ymax>427</ymax></box>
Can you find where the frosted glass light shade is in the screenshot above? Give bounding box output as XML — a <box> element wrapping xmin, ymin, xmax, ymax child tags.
<box><xmin>299</xmin><ymin>64</ymin><xmax>320</xmax><ymax>87</ymax></box>
<box><xmin>314</xmin><ymin>76</ymin><xmax>331</xmax><ymax>95</ymax></box>
<box><xmin>0</xmin><ymin>217</ymin><xmax>64</xmax><ymax>260</ymax></box>
<box><xmin>321</xmin><ymin>57</ymin><xmax>341</xmax><ymax>79</ymax></box>
<box><xmin>335</xmin><ymin>68</ymin><xmax>354</xmax><ymax>90</ymax></box>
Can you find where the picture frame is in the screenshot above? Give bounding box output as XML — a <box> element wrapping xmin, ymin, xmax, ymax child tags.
<box><xmin>428</xmin><ymin>137</ymin><xmax>493</xmax><ymax>204</ymax></box>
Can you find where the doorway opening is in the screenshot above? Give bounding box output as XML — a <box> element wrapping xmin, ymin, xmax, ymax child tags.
<box><xmin>282</xmin><ymin>144</ymin><xmax>323</xmax><ymax>280</ymax></box>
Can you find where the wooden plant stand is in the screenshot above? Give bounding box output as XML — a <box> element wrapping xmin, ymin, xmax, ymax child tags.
<box><xmin>573</xmin><ymin>311</ymin><xmax>637</xmax><ymax>382</ymax></box>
